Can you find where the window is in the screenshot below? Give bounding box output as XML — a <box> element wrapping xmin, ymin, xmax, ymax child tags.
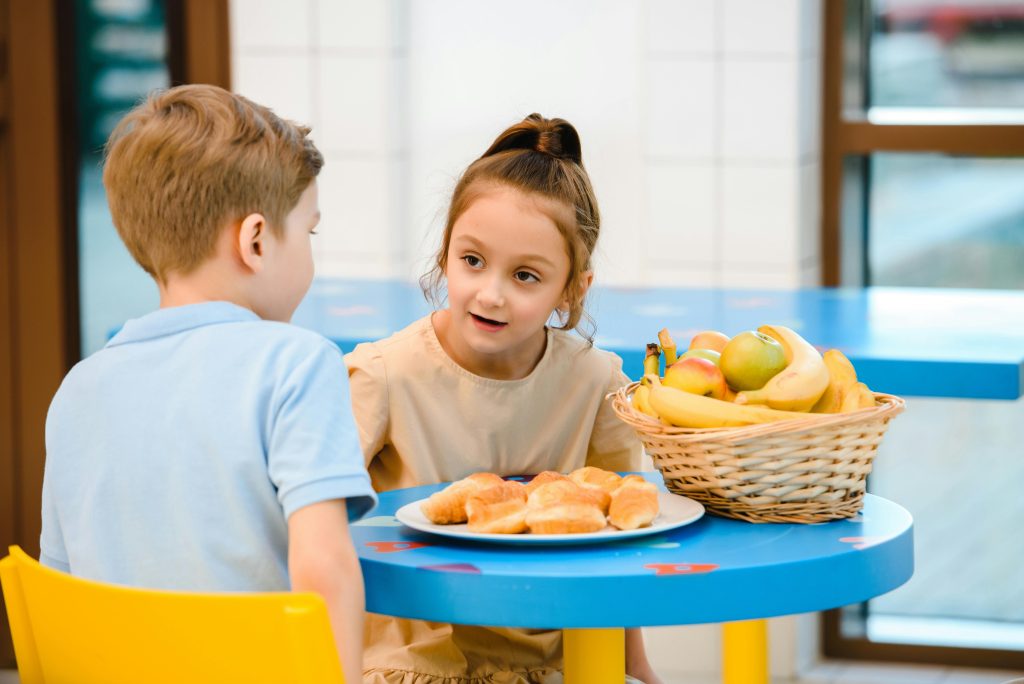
<box><xmin>821</xmin><ymin>0</ymin><xmax>1024</xmax><ymax>670</ymax></box>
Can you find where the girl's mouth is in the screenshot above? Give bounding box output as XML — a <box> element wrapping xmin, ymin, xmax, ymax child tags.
<box><xmin>471</xmin><ymin>313</ymin><xmax>508</xmax><ymax>331</ymax></box>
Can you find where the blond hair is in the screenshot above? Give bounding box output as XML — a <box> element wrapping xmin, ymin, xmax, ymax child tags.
<box><xmin>103</xmin><ymin>84</ymin><xmax>323</xmax><ymax>282</ymax></box>
<box><xmin>423</xmin><ymin>113</ymin><xmax>600</xmax><ymax>341</ymax></box>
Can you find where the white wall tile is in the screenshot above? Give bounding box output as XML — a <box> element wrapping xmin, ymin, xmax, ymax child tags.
<box><xmin>722</xmin><ymin>0</ymin><xmax>800</xmax><ymax>56</ymax></box>
<box><xmin>721</xmin><ymin>164</ymin><xmax>799</xmax><ymax>267</ymax></box>
<box><xmin>317</xmin><ymin>55</ymin><xmax>396</xmax><ymax>153</ymax></box>
<box><xmin>230</xmin><ymin>0</ymin><xmax>312</xmax><ymax>50</ymax></box>
<box><xmin>798</xmin><ymin>55</ymin><xmax>822</xmax><ymax>160</ymax></box>
<box><xmin>647</xmin><ymin>163</ymin><xmax>716</xmax><ymax>263</ymax></box>
<box><xmin>800</xmin><ymin>161</ymin><xmax>821</xmax><ymax>262</ymax></box>
<box><xmin>232</xmin><ymin>53</ymin><xmax>314</xmax><ymax>127</ymax></box>
<box><xmin>720</xmin><ymin>264</ymin><xmax>805</xmax><ymax>289</ymax></box>
<box><xmin>799</xmin><ymin>0</ymin><xmax>824</xmax><ymax>57</ymax></box>
<box><xmin>645</xmin><ymin>624</ymin><xmax>720</xmax><ymax>676</ymax></box>
<box><xmin>722</xmin><ymin>58</ymin><xmax>799</xmax><ymax>161</ymax></box>
<box><xmin>316</xmin><ymin>0</ymin><xmax>401</xmax><ymax>51</ymax></box>
<box><xmin>317</xmin><ymin>156</ymin><xmax>394</xmax><ymax>258</ymax></box>
<box><xmin>646</xmin><ymin>0</ymin><xmax>717</xmax><ymax>55</ymax></box>
<box><xmin>646</xmin><ymin>58</ymin><xmax>716</xmax><ymax>160</ymax></box>
<box><xmin>642</xmin><ymin>263</ymin><xmax>719</xmax><ymax>288</ymax></box>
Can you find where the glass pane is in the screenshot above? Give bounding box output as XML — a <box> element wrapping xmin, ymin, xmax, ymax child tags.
<box><xmin>868</xmin><ymin>153</ymin><xmax>1024</xmax><ymax>289</ymax></box>
<box><xmin>862</xmin><ymin>394</ymin><xmax>1024</xmax><ymax>652</ymax></box>
<box><xmin>871</xmin><ymin>0</ymin><xmax>1024</xmax><ymax>109</ymax></box>
<box><xmin>75</xmin><ymin>0</ymin><xmax>166</xmax><ymax>357</ymax></box>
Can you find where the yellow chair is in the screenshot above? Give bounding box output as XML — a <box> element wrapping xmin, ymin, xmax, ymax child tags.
<box><xmin>0</xmin><ymin>545</ymin><xmax>344</xmax><ymax>684</ymax></box>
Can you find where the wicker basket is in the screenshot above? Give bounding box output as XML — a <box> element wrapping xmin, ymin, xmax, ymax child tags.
<box><xmin>611</xmin><ymin>381</ymin><xmax>905</xmax><ymax>523</ymax></box>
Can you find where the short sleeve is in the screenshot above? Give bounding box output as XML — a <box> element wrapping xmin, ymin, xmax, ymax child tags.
<box><xmin>269</xmin><ymin>340</ymin><xmax>377</xmax><ymax>521</ymax></box>
<box><xmin>586</xmin><ymin>353</ymin><xmax>643</xmax><ymax>473</ymax></box>
<box><xmin>343</xmin><ymin>342</ymin><xmax>390</xmax><ymax>468</ymax></box>
<box><xmin>39</xmin><ymin>455</ymin><xmax>70</xmax><ymax>572</ymax></box>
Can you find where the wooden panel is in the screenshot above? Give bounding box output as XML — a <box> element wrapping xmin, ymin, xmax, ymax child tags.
<box><xmin>0</xmin><ymin>0</ymin><xmax>16</xmax><ymax>666</ymax></box>
<box><xmin>176</xmin><ymin>0</ymin><xmax>231</xmax><ymax>88</ymax></box>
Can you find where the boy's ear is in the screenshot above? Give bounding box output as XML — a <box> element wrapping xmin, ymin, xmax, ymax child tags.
<box><xmin>237</xmin><ymin>212</ymin><xmax>268</xmax><ymax>273</ymax></box>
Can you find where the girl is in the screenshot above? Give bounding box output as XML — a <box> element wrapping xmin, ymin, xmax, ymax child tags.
<box><xmin>347</xmin><ymin>113</ymin><xmax>662</xmax><ymax>684</ymax></box>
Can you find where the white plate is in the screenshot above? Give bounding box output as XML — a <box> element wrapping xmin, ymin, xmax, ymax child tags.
<box><xmin>394</xmin><ymin>491</ymin><xmax>705</xmax><ymax>545</ymax></box>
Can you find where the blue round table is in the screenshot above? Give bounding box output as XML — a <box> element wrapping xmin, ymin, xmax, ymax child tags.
<box><xmin>351</xmin><ymin>475</ymin><xmax>914</xmax><ymax>684</ymax></box>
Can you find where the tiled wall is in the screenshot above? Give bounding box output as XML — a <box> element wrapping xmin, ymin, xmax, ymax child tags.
<box><xmin>231</xmin><ymin>0</ymin><xmax>822</xmax><ymax>290</ymax></box>
<box><xmin>230</xmin><ymin>1</ymin><xmax>822</xmax><ymax>679</ymax></box>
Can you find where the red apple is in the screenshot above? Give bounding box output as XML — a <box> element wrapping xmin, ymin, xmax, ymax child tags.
<box><xmin>663</xmin><ymin>357</ymin><xmax>728</xmax><ymax>400</ymax></box>
<box><xmin>688</xmin><ymin>330</ymin><xmax>730</xmax><ymax>353</ymax></box>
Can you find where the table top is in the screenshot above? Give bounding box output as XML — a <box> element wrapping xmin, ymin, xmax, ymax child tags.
<box><xmin>350</xmin><ymin>475</ymin><xmax>914</xmax><ymax>629</ymax></box>
<box><xmin>293</xmin><ymin>278</ymin><xmax>1024</xmax><ymax>400</ymax></box>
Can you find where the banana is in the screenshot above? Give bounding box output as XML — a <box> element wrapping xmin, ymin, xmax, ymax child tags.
<box><xmin>658</xmin><ymin>328</ymin><xmax>678</xmax><ymax>366</ymax></box>
<box><xmin>840</xmin><ymin>381</ymin><xmax>876</xmax><ymax>413</ymax></box>
<box><xmin>735</xmin><ymin>325</ymin><xmax>830</xmax><ymax>412</ymax></box>
<box><xmin>642</xmin><ymin>343</ymin><xmax>661</xmax><ymax>382</ymax></box>
<box><xmin>811</xmin><ymin>349</ymin><xmax>858</xmax><ymax>413</ymax></box>
<box><xmin>648</xmin><ymin>383</ymin><xmax>811</xmax><ymax>429</ymax></box>
<box><xmin>631</xmin><ymin>384</ymin><xmax>660</xmax><ymax>419</ymax></box>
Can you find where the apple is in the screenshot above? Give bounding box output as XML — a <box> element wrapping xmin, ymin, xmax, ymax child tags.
<box><xmin>663</xmin><ymin>357</ymin><xmax>728</xmax><ymax>400</ymax></box>
<box><xmin>679</xmin><ymin>348</ymin><xmax>721</xmax><ymax>366</ymax></box>
<box><xmin>719</xmin><ymin>331</ymin><xmax>787</xmax><ymax>391</ymax></box>
<box><xmin>688</xmin><ymin>330</ymin><xmax>730</xmax><ymax>353</ymax></box>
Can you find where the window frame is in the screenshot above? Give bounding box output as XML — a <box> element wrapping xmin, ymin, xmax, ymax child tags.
<box><xmin>820</xmin><ymin>0</ymin><xmax>1024</xmax><ymax>669</ymax></box>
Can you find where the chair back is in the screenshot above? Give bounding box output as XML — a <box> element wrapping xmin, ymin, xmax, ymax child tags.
<box><xmin>0</xmin><ymin>546</ymin><xmax>344</xmax><ymax>684</ymax></box>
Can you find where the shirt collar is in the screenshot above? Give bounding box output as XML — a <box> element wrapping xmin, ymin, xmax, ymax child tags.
<box><xmin>106</xmin><ymin>301</ymin><xmax>261</xmax><ymax>347</ymax></box>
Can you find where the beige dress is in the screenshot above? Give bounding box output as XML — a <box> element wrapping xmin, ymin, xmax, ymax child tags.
<box><xmin>345</xmin><ymin>315</ymin><xmax>643</xmax><ymax>684</ymax></box>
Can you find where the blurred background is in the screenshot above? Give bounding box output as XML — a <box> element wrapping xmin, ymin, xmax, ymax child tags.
<box><xmin>2</xmin><ymin>0</ymin><xmax>1023</xmax><ymax>682</ymax></box>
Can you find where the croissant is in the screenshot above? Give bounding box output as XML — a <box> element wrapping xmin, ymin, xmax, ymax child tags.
<box><xmin>466</xmin><ymin>481</ymin><xmax>528</xmax><ymax>534</ymax></box>
<box><xmin>608</xmin><ymin>484</ymin><xmax>659</xmax><ymax>530</ymax></box>
<box><xmin>527</xmin><ymin>479</ymin><xmax>582</xmax><ymax>510</ymax></box>
<box><xmin>569</xmin><ymin>466</ymin><xmax>622</xmax><ymax>494</ymax></box>
<box><xmin>524</xmin><ymin>470</ymin><xmax>570</xmax><ymax>495</ymax></box>
<box><xmin>526</xmin><ymin>501</ymin><xmax>607</xmax><ymax>535</ymax></box>
<box><xmin>420</xmin><ymin>472</ymin><xmax>504</xmax><ymax>524</ymax></box>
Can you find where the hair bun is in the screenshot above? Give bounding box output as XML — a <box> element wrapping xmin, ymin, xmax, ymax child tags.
<box><xmin>481</xmin><ymin>113</ymin><xmax>583</xmax><ymax>165</ymax></box>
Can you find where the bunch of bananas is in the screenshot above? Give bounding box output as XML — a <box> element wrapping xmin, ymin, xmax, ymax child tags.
<box><xmin>631</xmin><ymin>325</ymin><xmax>876</xmax><ymax>429</ymax></box>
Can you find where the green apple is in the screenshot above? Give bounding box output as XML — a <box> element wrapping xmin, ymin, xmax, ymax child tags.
<box><xmin>663</xmin><ymin>357</ymin><xmax>728</xmax><ymax>399</ymax></box>
<box><xmin>719</xmin><ymin>331</ymin><xmax>787</xmax><ymax>391</ymax></box>
<box><xmin>679</xmin><ymin>348</ymin><xmax>721</xmax><ymax>366</ymax></box>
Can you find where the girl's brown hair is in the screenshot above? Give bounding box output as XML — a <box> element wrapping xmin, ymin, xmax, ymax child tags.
<box><xmin>423</xmin><ymin>113</ymin><xmax>600</xmax><ymax>341</ymax></box>
<box><xmin>103</xmin><ymin>84</ymin><xmax>323</xmax><ymax>282</ymax></box>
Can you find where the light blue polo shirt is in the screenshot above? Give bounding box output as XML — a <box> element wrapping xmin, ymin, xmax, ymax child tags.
<box><xmin>41</xmin><ymin>301</ymin><xmax>377</xmax><ymax>591</ymax></box>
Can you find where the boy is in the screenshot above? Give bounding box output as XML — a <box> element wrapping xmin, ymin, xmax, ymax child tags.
<box><xmin>40</xmin><ymin>84</ymin><xmax>375</xmax><ymax>682</ymax></box>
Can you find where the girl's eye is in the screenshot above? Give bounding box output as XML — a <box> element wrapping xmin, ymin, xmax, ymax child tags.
<box><xmin>514</xmin><ymin>271</ymin><xmax>539</xmax><ymax>283</ymax></box>
<box><xmin>462</xmin><ymin>255</ymin><xmax>483</xmax><ymax>268</ymax></box>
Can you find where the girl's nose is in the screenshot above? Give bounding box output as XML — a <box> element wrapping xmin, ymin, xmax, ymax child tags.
<box><xmin>476</xmin><ymin>278</ymin><xmax>505</xmax><ymax>308</ymax></box>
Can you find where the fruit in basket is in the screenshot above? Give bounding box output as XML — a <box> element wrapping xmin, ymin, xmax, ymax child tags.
<box><xmin>631</xmin><ymin>384</ymin><xmax>660</xmax><ymax>419</ymax></box>
<box><xmin>735</xmin><ymin>325</ymin><xmax>830</xmax><ymax>412</ymax></box>
<box><xmin>647</xmin><ymin>380</ymin><xmax>810</xmax><ymax>428</ymax></box>
<box><xmin>719</xmin><ymin>331</ymin><xmax>787</xmax><ymax>391</ymax></box>
<box><xmin>840</xmin><ymin>382</ymin><xmax>876</xmax><ymax>412</ymax></box>
<box><xmin>643</xmin><ymin>343</ymin><xmax>661</xmax><ymax>381</ymax></box>
<box><xmin>657</xmin><ymin>328</ymin><xmax>678</xmax><ymax>366</ymax></box>
<box><xmin>688</xmin><ymin>330</ymin><xmax>730</xmax><ymax>353</ymax></box>
<box><xmin>663</xmin><ymin>357</ymin><xmax>728</xmax><ymax>399</ymax></box>
<box><xmin>811</xmin><ymin>349</ymin><xmax>858</xmax><ymax>413</ymax></box>
<box><xmin>679</xmin><ymin>348</ymin><xmax>722</xmax><ymax>366</ymax></box>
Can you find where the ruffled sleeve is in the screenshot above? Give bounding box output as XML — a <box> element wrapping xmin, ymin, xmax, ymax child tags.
<box><xmin>586</xmin><ymin>352</ymin><xmax>643</xmax><ymax>473</ymax></box>
<box><xmin>344</xmin><ymin>342</ymin><xmax>390</xmax><ymax>468</ymax></box>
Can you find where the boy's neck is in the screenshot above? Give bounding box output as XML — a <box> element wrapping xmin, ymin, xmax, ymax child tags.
<box><xmin>159</xmin><ymin>262</ymin><xmax>255</xmax><ymax>315</ymax></box>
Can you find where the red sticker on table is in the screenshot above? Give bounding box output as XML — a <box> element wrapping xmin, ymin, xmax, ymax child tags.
<box><xmin>366</xmin><ymin>541</ymin><xmax>429</xmax><ymax>553</ymax></box>
<box><xmin>645</xmin><ymin>563</ymin><xmax>718</xmax><ymax>576</ymax></box>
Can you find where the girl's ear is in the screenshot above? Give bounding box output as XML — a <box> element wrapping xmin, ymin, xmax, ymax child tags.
<box><xmin>237</xmin><ymin>212</ymin><xmax>268</xmax><ymax>273</ymax></box>
<box><xmin>560</xmin><ymin>270</ymin><xmax>594</xmax><ymax>312</ymax></box>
